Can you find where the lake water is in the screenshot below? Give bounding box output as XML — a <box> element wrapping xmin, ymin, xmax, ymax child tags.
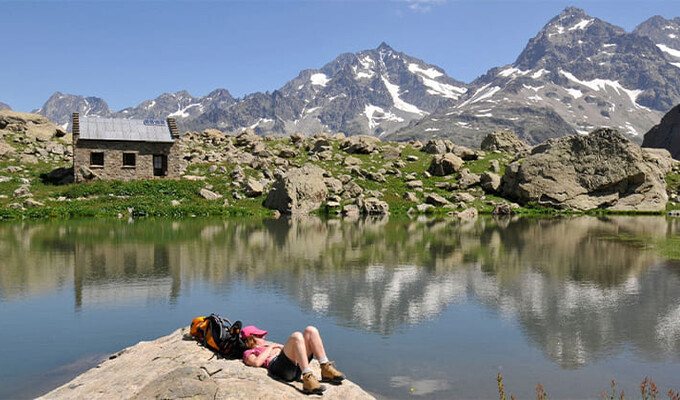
<box><xmin>0</xmin><ymin>215</ymin><xmax>679</xmax><ymax>399</ymax></box>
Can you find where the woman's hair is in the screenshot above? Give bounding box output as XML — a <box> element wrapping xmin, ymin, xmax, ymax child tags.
<box><xmin>244</xmin><ymin>335</ymin><xmax>258</xmax><ymax>349</ymax></box>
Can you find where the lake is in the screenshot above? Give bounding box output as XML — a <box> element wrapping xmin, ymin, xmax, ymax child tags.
<box><xmin>0</xmin><ymin>215</ymin><xmax>679</xmax><ymax>399</ymax></box>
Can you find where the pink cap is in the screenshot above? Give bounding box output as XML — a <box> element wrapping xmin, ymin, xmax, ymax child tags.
<box><xmin>241</xmin><ymin>325</ymin><xmax>268</xmax><ymax>339</ymax></box>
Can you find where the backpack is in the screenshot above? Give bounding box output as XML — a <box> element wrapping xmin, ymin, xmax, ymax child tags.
<box><xmin>190</xmin><ymin>314</ymin><xmax>246</xmax><ymax>359</ymax></box>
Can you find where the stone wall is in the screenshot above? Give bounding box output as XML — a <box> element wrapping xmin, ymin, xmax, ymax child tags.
<box><xmin>73</xmin><ymin>139</ymin><xmax>184</xmax><ymax>182</ymax></box>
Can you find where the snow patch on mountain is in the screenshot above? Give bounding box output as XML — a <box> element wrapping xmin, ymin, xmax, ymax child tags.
<box><xmin>364</xmin><ymin>105</ymin><xmax>404</xmax><ymax>129</ymax></box>
<box><xmin>560</xmin><ymin>70</ymin><xmax>645</xmax><ymax>108</ymax></box>
<box><xmin>310</xmin><ymin>73</ymin><xmax>330</xmax><ymax>86</ymax></box>
<box><xmin>169</xmin><ymin>103</ymin><xmax>203</xmax><ymax>118</ymax></box>
<box><xmin>532</xmin><ymin>69</ymin><xmax>550</xmax><ymax>79</ymax></box>
<box><xmin>407</xmin><ymin>63</ymin><xmax>443</xmax><ymax>79</ymax></box>
<box><xmin>381</xmin><ymin>75</ymin><xmax>425</xmax><ymax>115</ymax></box>
<box><xmin>421</xmin><ymin>78</ymin><xmax>466</xmax><ymax>99</ymax></box>
<box><xmin>458</xmin><ymin>84</ymin><xmax>502</xmax><ymax>108</ymax></box>
<box><xmin>565</xmin><ymin>88</ymin><xmax>583</xmax><ymax>99</ymax></box>
<box><xmin>569</xmin><ymin>18</ymin><xmax>594</xmax><ymax>31</ymax></box>
<box><xmin>657</xmin><ymin>44</ymin><xmax>680</xmax><ymax>58</ymax></box>
<box><xmin>499</xmin><ymin>67</ymin><xmax>531</xmax><ymax>78</ymax></box>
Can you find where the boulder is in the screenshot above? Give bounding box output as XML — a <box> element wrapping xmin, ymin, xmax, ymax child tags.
<box><xmin>278</xmin><ymin>147</ymin><xmax>298</xmax><ymax>159</ymax></box>
<box><xmin>230</xmin><ymin>166</ymin><xmax>246</xmax><ymax>182</ymax></box>
<box><xmin>0</xmin><ymin>141</ymin><xmax>15</xmax><ymax>158</ymax></box>
<box><xmin>290</xmin><ymin>132</ymin><xmax>305</xmax><ymax>144</ymax></box>
<box><xmin>235</xmin><ymin>129</ymin><xmax>261</xmax><ymax>148</ymax></box>
<box><xmin>480</xmin><ymin>172</ymin><xmax>502</xmax><ymax>194</ymax></box>
<box><xmin>342</xmin><ymin>204</ymin><xmax>361</xmax><ymax>218</ymax></box>
<box><xmin>263</xmin><ymin>164</ymin><xmax>328</xmax><ymax>214</ymax></box>
<box><xmin>343</xmin><ymin>156</ymin><xmax>363</xmax><ymax>166</ymax></box>
<box><xmin>309</xmin><ymin>139</ymin><xmax>332</xmax><ymax>154</ymax></box>
<box><xmin>342</xmin><ymin>181</ymin><xmax>364</xmax><ymax>199</ymax></box>
<box><xmin>13</xmin><ymin>185</ymin><xmax>32</xmax><ymax>198</ymax></box>
<box><xmin>20</xmin><ymin>154</ymin><xmax>38</xmax><ymax>164</ymax></box>
<box><xmin>480</xmin><ymin>130</ymin><xmax>531</xmax><ymax>154</ymax></box>
<box><xmin>23</xmin><ymin>198</ymin><xmax>44</xmax><ymax>207</ymax></box>
<box><xmin>340</xmin><ymin>135</ymin><xmax>380</xmax><ymax>154</ymax></box>
<box><xmin>382</xmin><ymin>147</ymin><xmax>401</xmax><ymax>160</ymax></box>
<box><xmin>366</xmin><ymin>172</ymin><xmax>386</xmax><ymax>183</ymax></box>
<box><xmin>428</xmin><ymin>153</ymin><xmax>464</xmax><ymax>176</ymax></box>
<box><xmin>451</xmin><ymin>145</ymin><xmax>479</xmax><ymax>161</ymax></box>
<box><xmin>403</xmin><ymin>192</ymin><xmax>419</xmax><ymax>202</ymax></box>
<box><xmin>422</xmin><ymin>139</ymin><xmax>453</xmax><ymax>154</ymax></box>
<box><xmin>492</xmin><ymin>202</ymin><xmax>515</xmax><ymax>216</ymax></box>
<box><xmin>199</xmin><ymin>188</ymin><xmax>222</xmax><ymax>200</ymax></box>
<box><xmin>642</xmin><ymin>103</ymin><xmax>680</xmax><ymax>160</ymax></box>
<box><xmin>489</xmin><ymin>159</ymin><xmax>501</xmax><ymax>173</ymax></box>
<box><xmin>451</xmin><ymin>192</ymin><xmax>475</xmax><ymax>203</ymax></box>
<box><xmin>244</xmin><ymin>179</ymin><xmax>264</xmax><ymax>198</ymax></box>
<box><xmin>360</xmin><ymin>197</ymin><xmax>389</xmax><ymax>215</ymax></box>
<box><xmin>500</xmin><ymin>128</ymin><xmax>672</xmax><ymax>211</ymax></box>
<box><xmin>324</xmin><ymin>177</ymin><xmax>343</xmax><ymax>193</ymax></box>
<box><xmin>0</xmin><ymin>110</ymin><xmax>66</xmax><ymax>141</ymax></box>
<box><xmin>457</xmin><ymin>169</ymin><xmax>481</xmax><ymax>189</ymax></box>
<box><xmin>424</xmin><ymin>193</ymin><xmax>450</xmax><ymax>207</ymax></box>
<box><xmin>405</xmin><ymin>180</ymin><xmax>423</xmax><ymax>190</ymax></box>
<box><xmin>40</xmin><ymin>328</ymin><xmax>373</xmax><ymax>400</ymax></box>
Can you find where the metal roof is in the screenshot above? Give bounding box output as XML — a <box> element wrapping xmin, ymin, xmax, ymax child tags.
<box><xmin>79</xmin><ymin>117</ymin><xmax>175</xmax><ymax>143</ymax></box>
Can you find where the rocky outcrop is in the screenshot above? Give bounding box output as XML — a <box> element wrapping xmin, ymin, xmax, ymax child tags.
<box><xmin>480</xmin><ymin>130</ymin><xmax>531</xmax><ymax>154</ymax></box>
<box><xmin>39</xmin><ymin>327</ymin><xmax>373</xmax><ymax>400</ymax></box>
<box><xmin>642</xmin><ymin>103</ymin><xmax>680</xmax><ymax>160</ymax></box>
<box><xmin>264</xmin><ymin>164</ymin><xmax>328</xmax><ymax>214</ymax></box>
<box><xmin>500</xmin><ymin>128</ymin><xmax>675</xmax><ymax>211</ymax></box>
<box><xmin>0</xmin><ymin>110</ymin><xmax>67</xmax><ymax>141</ymax></box>
<box><xmin>428</xmin><ymin>153</ymin><xmax>464</xmax><ymax>176</ymax></box>
<box><xmin>340</xmin><ymin>135</ymin><xmax>381</xmax><ymax>154</ymax></box>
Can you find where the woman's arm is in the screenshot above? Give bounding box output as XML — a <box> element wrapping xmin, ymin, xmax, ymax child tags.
<box><xmin>244</xmin><ymin>346</ymin><xmax>274</xmax><ymax>368</ymax></box>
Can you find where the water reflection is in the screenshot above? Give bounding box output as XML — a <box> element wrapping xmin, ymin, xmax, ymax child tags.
<box><xmin>1</xmin><ymin>215</ymin><xmax>679</xmax><ymax>369</ymax></box>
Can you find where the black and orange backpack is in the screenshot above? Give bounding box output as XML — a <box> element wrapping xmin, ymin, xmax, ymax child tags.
<box><xmin>190</xmin><ymin>314</ymin><xmax>246</xmax><ymax>359</ymax></box>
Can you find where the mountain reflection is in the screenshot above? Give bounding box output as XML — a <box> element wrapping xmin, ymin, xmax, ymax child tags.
<box><xmin>1</xmin><ymin>215</ymin><xmax>679</xmax><ymax>367</ymax></box>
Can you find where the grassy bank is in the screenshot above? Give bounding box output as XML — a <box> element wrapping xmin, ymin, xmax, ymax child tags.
<box><xmin>1</xmin><ymin>130</ymin><xmax>679</xmax><ymax>220</ymax></box>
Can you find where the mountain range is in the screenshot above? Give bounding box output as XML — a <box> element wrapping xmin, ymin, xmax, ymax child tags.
<box><xmin>10</xmin><ymin>7</ymin><xmax>680</xmax><ymax>147</ymax></box>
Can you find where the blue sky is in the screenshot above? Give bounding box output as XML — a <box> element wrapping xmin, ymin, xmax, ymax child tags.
<box><xmin>3</xmin><ymin>0</ymin><xmax>679</xmax><ymax>112</ymax></box>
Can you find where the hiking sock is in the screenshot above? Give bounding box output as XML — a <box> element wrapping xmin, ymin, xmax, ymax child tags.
<box><xmin>318</xmin><ymin>356</ymin><xmax>329</xmax><ymax>364</ymax></box>
<box><xmin>301</xmin><ymin>367</ymin><xmax>312</xmax><ymax>375</ymax></box>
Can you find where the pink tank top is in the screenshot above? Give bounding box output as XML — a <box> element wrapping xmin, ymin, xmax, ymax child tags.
<box><xmin>243</xmin><ymin>346</ymin><xmax>274</xmax><ymax>368</ymax></box>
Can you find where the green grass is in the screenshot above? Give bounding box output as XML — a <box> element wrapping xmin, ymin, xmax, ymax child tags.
<box><xmin>2</xmin><ymin>132</ymin><xmax>679</xmax><ymax>220</ymax></box>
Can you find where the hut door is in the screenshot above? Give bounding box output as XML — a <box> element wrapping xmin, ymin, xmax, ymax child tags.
<box><xmin>153</xmin><ymin>154</ymin><xmax>167</xmax><ymax>177</ymax></box>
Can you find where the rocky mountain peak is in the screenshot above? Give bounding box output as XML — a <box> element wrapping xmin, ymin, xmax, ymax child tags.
<box><xmin>634</xmin><ymin>15</ymin><xmax>680</xmax><ymax>54</ymax></box>
<box><xmin>377</xmin><ymin>41</ymin><xmax>394</xmax><ymax>52</ymax></box>
<box><xmin>36</xmin><ymin>92</ymin><xmax>113</xmax><ymax>128</ymax></box>
<box><xmin>0</xmin><ymin>102</ymin><xmax>11</xmax><ymax>111</ymax></box>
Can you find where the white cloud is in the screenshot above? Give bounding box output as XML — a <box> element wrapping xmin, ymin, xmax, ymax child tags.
<box><xmin>404</xmin><ymin>0</ymin><xmax>446</xmax><ymax>12</ymax></box>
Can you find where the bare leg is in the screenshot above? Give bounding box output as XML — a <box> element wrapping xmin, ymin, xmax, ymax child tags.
<box><xmin>282</xmin><ymin>331</ymin><xmax>310</xmax><ymax>371</ymax></box>
<box><xmin>302</xmin><ymin>326</ymin><xmax>327</xmax><ymax>361</ymax></box>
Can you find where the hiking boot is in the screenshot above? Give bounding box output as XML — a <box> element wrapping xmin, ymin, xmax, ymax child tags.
<box><xmin>302</xmin><ymin>371</ymin><xmax>326</xmax><ymax>395</ymax></box>
<box><xmin>321</xmin><ymin>361</ymin><xmax>345</xmax><ymax>383</ymax></box>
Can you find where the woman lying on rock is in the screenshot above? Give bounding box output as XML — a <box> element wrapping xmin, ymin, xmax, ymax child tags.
<box><xmin>241</xmin><ymin>325</ymin><xmax>345</xmax><ymax>394</ymax></box>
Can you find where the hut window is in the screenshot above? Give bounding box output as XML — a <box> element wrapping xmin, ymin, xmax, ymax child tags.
<box><xmin>90</xmin><ymin>152</ymin><xmax>104</xmax><ymax>166</ymax></box>
<box><xmin>123</xmin><ymin>153</ymin><xmax>136</xmax><ymax>167</ymax></box>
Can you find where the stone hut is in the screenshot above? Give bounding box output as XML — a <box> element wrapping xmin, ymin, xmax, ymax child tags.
<box><xmin>72</xmin><ymin>112</ymin><xmax>183</xmax><ymax>182</ymax></box>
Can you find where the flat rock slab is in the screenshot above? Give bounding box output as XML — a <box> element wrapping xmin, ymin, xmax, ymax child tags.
<box><xmin>39</xmin><ymin>327</ymin><xmax>374</xmax><ymax>400</ymax></box>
